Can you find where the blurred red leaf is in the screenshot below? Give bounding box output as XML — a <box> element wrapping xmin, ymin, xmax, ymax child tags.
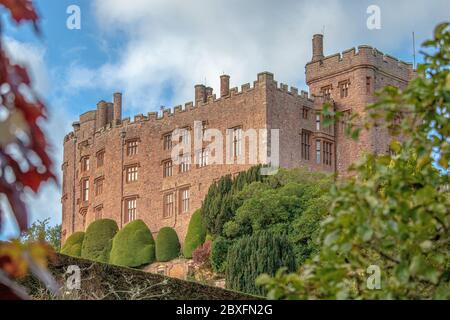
<box><xmin>0</xmin><ymin>0</ymin><xmax>38</xmax><ymax>25</ymax></box>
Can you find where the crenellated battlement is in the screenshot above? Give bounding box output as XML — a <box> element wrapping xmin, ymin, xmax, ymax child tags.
<box><xmin>65</xmin><ymin>71</ymin><xmax>315</xmax><ymax>143</ymax></box>
<box><xmin>306</xmin><ymin>45</ymin><xmax>415</xmax><ymax>85</ymax></box>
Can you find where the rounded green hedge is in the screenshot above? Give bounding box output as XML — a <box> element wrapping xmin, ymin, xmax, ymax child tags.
<box><xmin>81</xmin><ymin>219</ymin><xmax>118</xmax><ymax>263</ymax></box>
<box><xmin>61</xmin><ymin>232</ymin><xmax>85</xmax><ymax>257</ymax></box>
<box><xmin>156</xmin><ymin>227</ymin><xmax>180</xmax><ymax>262</ymax></box>
<box><xmin>183</xmin><ymin>210</ymin><xmax>206</xmax><ymax>258</ymax></box>
<box><xmin>109</xmin><ymin>220</ymin><xmax>156</xmax><ymax>267</ymax></box>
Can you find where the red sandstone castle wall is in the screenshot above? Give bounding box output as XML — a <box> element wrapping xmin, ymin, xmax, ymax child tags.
<box><xmin>62</xmin><ymin>73</ymin><xmax>273</xmax><ymax>243</ymax></box>
<box><xmin>61</xmin><ymin>35</ymin><xmax>415</xmax><ymax>245</ymax></box>
<box><xmin>306</xmin><ymin>41</ymin><xmax>415</xmax><ymax>174</ymax></box>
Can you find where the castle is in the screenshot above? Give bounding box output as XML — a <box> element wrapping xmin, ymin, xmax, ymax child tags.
<box><xmin>61</xmin><ymin>35</ymin><xmax>415</xmax><ymax>243</ymax></box>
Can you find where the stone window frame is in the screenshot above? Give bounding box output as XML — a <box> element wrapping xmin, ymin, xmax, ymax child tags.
<box><xmin>94</xmin><ymin>176</ymin><xmax>105</xmax><ymax>196</ymax></box>
<box><xmin>96</xmin><ymin>149</ymin><xmax>105</xmax><ymax>168</ymax></box>
<box><xmin>302</xmin><ymin>107</ymin><xmax>309</xmax><ymax>120</ymax></box>
<box><xmin>339</xmin><ymin>79</ymin><xmax>350</xmax><ymax>98</ymax></box>
<box><xmin>123</xmin><ymin>196</ymin><xmax>138</xmax><ymax>224</ymax></box>
<box><xmin>196</xmin><ymin>148</ymin><xmax>209</xmax><ymax>168</ymax></box>
<box><xmin>163</xmin><ymin>159</ymin><xmax>173</xmax><ymax>177</ymax></box>
<box><xmin>230</xmin><ymin>126</ymin><xmax>243</xmax><ymax>158</ymax></box>
<box><xmin>315</xmin><ymin>113</ymin><xmax>321</xmax><ymax>131</ymax></box>
<box><xmin>179</xmin><ymin>153</ymin><xmax>191</xmax><ymax>173</ymax></box>
<box><xmin>163</xmin><ymin>191</ymin><xmax>175</xmax><ymax>219</ymax></box>
<box><xmin>81</xmin><ymin>156</ymin><xmax>90</xmax><ymax>172</ymax></box>
<box><xmin>163</xmin><ymin>132</ymin><xmax>173</xmax><ymax>151</ymax></box>
<box><xmin>320</xmin><ymin>85</ymin><xmax>332</xmax><ymax>99</ymax></box>
<box><xmin>178</xmin><ymin>126</ymin><xmax>191</xmax><ymax>145</ymax></box>
<box><xmin>126</xmin><ymin>138</ymin><xmax>139</xmax><ymax>157</ymax></box>
<box><xmin>301</xmin><ymin>130</ymin><xmax>311</xmax><ymax>160</ymax></box>
<box><xmin>179</xmin><ymin>187</ymin><xmax>190</xmax><ymax>214</ymax></box>
<box><xmin>81</xmin><ymin>177</ymin><xmax>89</xmax><ymax>202</ymax></box>
<box><xmin>322</xmin><ymin>140</ymin><xmax>333</xmax><ymax>166</ymax></box>
<box><xmin>125</xmin><ymin>163</ymin><xmax>139</xmax><ymax>183</ymax></box>
<box><xmin>316</xmin><ymin>140</ymin><xmax>321</xmax><ymax>164</ymax></box>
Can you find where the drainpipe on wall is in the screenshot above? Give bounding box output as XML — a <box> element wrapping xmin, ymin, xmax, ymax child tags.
<box><xmin>71</xmin><ymin>137</ymin><xmax>77</xmax><ymax>234</ymax></box>
<box><xmin>120</xmin><ymin>130</ymin><xmax>126</xmax><ymax>228</ymax></box>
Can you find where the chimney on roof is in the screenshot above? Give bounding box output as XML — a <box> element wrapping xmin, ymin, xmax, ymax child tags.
<box><xmin>113</xmin><ymin>92</ymin><xmax>122</xmax><ymax>124</ymax></box>
<box><xmin>195</xmin><ymin>84</ymin><xmax>206</xmax><ymax>105</ymax></box>
<box><xmin>312</xmin><ymin>34</ymin><xmax>324</xmax><ymax>61</ymax></box>
<box><xmin>220</xmin><ymin>74</ymin><xmax>230</xmax><ymax>97</ymax></box>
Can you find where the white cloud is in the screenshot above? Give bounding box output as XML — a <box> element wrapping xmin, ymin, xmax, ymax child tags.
<box><xmin>3</xmin><ymin>37</ymin><xmax>50</xmax><ymax>96</ymax></box>
<box><xmin>68</xmin><ymin>0</ymin><xmax>448</xmax><ymax>114</ymax></box>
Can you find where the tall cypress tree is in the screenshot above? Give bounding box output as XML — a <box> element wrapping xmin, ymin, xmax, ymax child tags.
<box><xmin>202</xmin><ymin>165</ymin><xmax>264</xmax><ymax>236</ymax></box>
<box><xmin>226</xmin><ymin>230</ymin><xmax>295</xmax><ymax>296</ymax></box>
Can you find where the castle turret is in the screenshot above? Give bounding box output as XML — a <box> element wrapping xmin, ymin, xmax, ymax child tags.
<box><xmin>312</xmin><ymin>34</ymin><xmax>324</xmax><ymax>62</ymax></box>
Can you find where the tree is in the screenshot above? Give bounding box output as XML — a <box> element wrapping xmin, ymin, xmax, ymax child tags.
<box><xmin>226</xmin><ymin>230</ymin><xmax>295</xmax><ymax>296</ymax></box>
<box><xmin>0</xmin><ymin>0</ymin><xmax>58</xmax><ymax>300</ymax></box>
<box><xmin>258</xmin><ymin>23</ymin><xmax>450</xmax><ymax>300</ymax></box>
<box><xmin>210</xmin><ymin>236</ymin><xmax>233</xmax><ymax>274</ymax></box>
<box><xmin>81</xmin><ymin>219</ymin><xmax>118</xmax><ymax>263</ymax></box>
<box><xmin>60</xmin><ymin>232</ymin><xmax>85</xmax><ymax>257</ymax></box>
<box><xmin>223</xmin><ymin>169</ymin><xmax>332</xmax><ymax>265</ymax></box>
<box><xmin>21</xmin><ymin>218</ymin><xmax>61</xmax><ymax>252</ymax></box>
<box><xmin>109</xmin><ymin>220</ymin><xmax>155</xmax><ymax>267</ymax></box>
<box><xmin>183</xmin><ymin>210</ymin><xmax>206</xmax><ymax>258</ymax></box>
<box><xmin>201</xmin><ymin>165</ymin><xmax>264</xmax><ymax>236</ymax></box>
<box><xmin>155</xmin><ymin>227</ymin><xmax>180</xmax><ymax>262</ymax></box>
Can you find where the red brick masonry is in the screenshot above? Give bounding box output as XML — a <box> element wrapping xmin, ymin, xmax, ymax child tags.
<box><xmin>61</xmin><ymin>35</ymin><xmax>415</xmax><ymax>243</ymax></box>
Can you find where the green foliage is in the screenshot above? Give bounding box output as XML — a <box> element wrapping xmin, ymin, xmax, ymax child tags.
<box><xmin>81</xmin><ymin>219</ymin><xmax>118</xmax><ymax>263</ymax></box>
<box><xmin>183</xmin><ymin>210</ymin><xmax>207</xmax><ymax>258</ymax></box>
<box><xmin>223</xmin><ymin>168</ymin><xmax>332</xmax><ymax>265</ymax></box>
<box><xmin>21</xmin><ymin>218</ymin><xmax>62</xmax><ymax>251</ymax></box>
<box><xmin>210</xmin><ymin>236</ymin><xmax>233</xmax><ymax>274</ymax></box>
<box><xmin>109</xmin><ymin>220</ymin><xmax>156</xmax><ymax>267</ymax></box>
<box><xmin>156</xmin><ymin>227</ymin><xmax>181</xmax><ymax>262</ymax></box>
<box><xmin>258</xmin><ymin>23</ymin><xmax>450</xmax><ymax>300</ymax></box>
<box><xmin>226</xmin><ymin>230</ymin><xmax>295</xmax><ymax>296</ymax></box>
<box><xmin>202</xmin><ymin>165</ymin><xmax>264</xmax><ymax>235</ymax></box>
<box><xmin>60</xmin><ymin>232</ymin><xmax>85</xmax><ymax>257</ymax></box>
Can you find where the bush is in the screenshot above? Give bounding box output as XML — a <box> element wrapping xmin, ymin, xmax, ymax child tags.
<box><xmin>109</xmin><ymin>220</ymin><xmax>156</xmax><ymax>267</ymax></box>
<box><xmin>192</xmin><ymin>241</ymin><xmax>212</xmax><ymax>265</ymax></box>
<box><xmin>210</xmin><ymin>236</ymin><xmax>233</xmax><ymax>274</ymax></box>
<box><xmin>226</xmin><ymin>230</ymin><xmax>295</xmax><ymax>296</ymax></box>
<box><xmin>202</xmin><ymin>165</ymin><xmax>264</xmax><ymax>236</ymax></box>
<box><xmin>155</xmin><ymin>227</ymin><xmax>180</xmax><ymax>262</ymax></box>
<box><xmin>183</xmin><ymin>210</ymin><xmax>207</xmax><ymax>258</ymax></box>
<box><xmin>60</xmin><ymin>232</ymin><xmax>85</xmax><ymax>257</ymax></box>
<box><xmin>81</xmin><ymin>219</ymin><xmax>118</xmax><ymax>263</ymax></box>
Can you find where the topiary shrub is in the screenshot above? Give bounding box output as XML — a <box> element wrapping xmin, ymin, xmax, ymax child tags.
<box><xmin>60</xmin><ymin>232</ymin><xmax>85</xmax><ymax>257</ymax></box>
<box><xmin>155</xmin><ymin>227</ymin><xmax>180</xmax><ymax>262</ymax></box>
<box><xmin>210</xmin><ymin>236</ymin><xmax>233</xmax><ymax>274</ymax></box>
<box><xmin>81</xmin><ymin>219</ymin><xmax>118</xmax><ymax>263</ymax></box>
<box><xmin>183</xmin><ymin>210</ymin><xmax>207</xmax><ymax>258</ymax></box>
<box><xmin>109</xmin><ymin>220</ymin><xmax>155</xmax><ymax>267</ymax></box>
<box><xmin>226</xmin><ymin>230</ymin><xmax>295</xmax><ymax>296</ymax></box>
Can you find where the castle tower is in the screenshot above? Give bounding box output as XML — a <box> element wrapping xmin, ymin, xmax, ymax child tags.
<box><xmin>305</xmin><ymin>34</ymin><xmax>415</xmax><ymax>174</ymax></box>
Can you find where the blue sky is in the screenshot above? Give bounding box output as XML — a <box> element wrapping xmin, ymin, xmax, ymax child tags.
<box><xmin>0</xmin><ymin>0</ymin><xmax>448</xmax><ymax>239</ymax></box>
